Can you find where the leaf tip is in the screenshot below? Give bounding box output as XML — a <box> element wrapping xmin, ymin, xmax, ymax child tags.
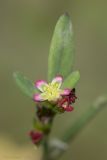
<box><xmin>13</xmin><ymin>71</ymin><xmax>18</xmax><ymax>78</ymax></box>
<box><xmin>63</xmin><ymin>12</ymin><xmax>70</xmax><ymax>17</ymax></box>
<box><xmin>60</xmin><ymin>12</ymin><xmax>70</xmax><ymax>22</ymax></box>
<box><xmin>75</xmin><ymin>70</ymin><xmax>80</xmax><ymax>79</ymax></box>
<box><xmin>13</xmin><ymin>72</ymin><xmax>18</xmax><ymax>81</ymax></box>
<box><xmin>13</xmin><ymin>71</ymin><xmax>22</xmax><ymax>81</ymax></box>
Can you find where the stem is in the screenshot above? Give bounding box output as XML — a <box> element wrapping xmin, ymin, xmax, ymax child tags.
<box><xmin>42</xmin><ymin>136</ymin><xmax>50</xmax><ymax>160</ymax></box>
<box><xmin>51</xmin><ymin>95</ymin><xmax>107</xmax><ymax>160</ymax></box>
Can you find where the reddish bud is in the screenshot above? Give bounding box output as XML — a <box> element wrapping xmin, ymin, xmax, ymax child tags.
<box><xmin>58</xmin><ymin>88</ymin><xmax>77</xmax><ymax>112</ymax></box>
<box><xmin>29</xmin><ymin>130</ymin><xmax>43</xmax><ymax>144</ymax></box>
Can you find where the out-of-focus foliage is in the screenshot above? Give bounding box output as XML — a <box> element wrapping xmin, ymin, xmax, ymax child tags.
<box><xmin>13</xmin><ymin>72</ymin><xmax>38</xmax><ymax>98</ymax></box>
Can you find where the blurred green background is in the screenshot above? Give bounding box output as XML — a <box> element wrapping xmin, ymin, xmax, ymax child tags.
<box><xmin>0</xmin><ymin>0</ymin><xmax>107</xmax><ymax>159</ymax></box>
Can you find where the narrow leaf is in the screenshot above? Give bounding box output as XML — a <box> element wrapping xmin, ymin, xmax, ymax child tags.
<box><xmin>13</xmin><ymin>72</ymin><xmax>38</xmax><ymax>98</ymax></box>
<box><xmin>53</xmin><ymin>95</ymin><xmax>107</xmax><ymax>160</ymax></box>
<box><xmin>48</xmin><ymin>13</ymin><xmax>74</xmax><ymax>81</ymax></box>
<box><xmin>62</xmin><ymin>71</ymin><xmax>80</xmax><ymax>89</ymax></box>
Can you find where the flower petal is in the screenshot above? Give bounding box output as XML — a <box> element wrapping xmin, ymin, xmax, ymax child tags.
<box><xmin>65</xmin><ymin>106</ymin><xmax>74</xmax><ymax>112</ymax></box>
<box><xmin>61</xmin><ymin>104</ymin><xmax>74</xmax><ymax>112</ymax></box>
<box><xmin>33</xmin><ymin>93</ymin><xmax>47</xmax><ymax>102</ymax></box>
<box><xmin>51</xmin><ymin>76</ymin><xmax>63</xmax><ymax>88</ymax></box>
<box><xmin>35</xmin><ymin>80</ymin><xmax>48</xmax><ymax>92</ymax></box>
<box><xmin>29</xmin><ymin>130</ymin><xmax>43</xmax><ymax>144</ymax></box>
<box><xmin>60</xmin><ymin>89</ymin><xmax>71</xmax><ymax>96</ymax></box>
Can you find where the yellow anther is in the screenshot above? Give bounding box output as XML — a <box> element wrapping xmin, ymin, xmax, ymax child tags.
<box><xmin>42</xmin><ymin>82</ymin><xmax>61</xmax><ymax>101</ymax></box>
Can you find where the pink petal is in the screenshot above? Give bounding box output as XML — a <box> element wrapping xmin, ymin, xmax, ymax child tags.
<box><xmin>33</xmin><ymin>94</ymin><xmax>44</xmax><ymax>102</ymax></box>
<box><xmin>35</xmin><ymin>80</ymin><xmax>47</xmax><ymax>92</ymax></box>
<box><xmin>60</xmin><ymin>89</ymin><xmax>71</xmax><ymax>96</ymax></box>
<box><xmin>62</xmin><ymin>105</ymin><xmax>74</xmax><ymax>112</ymax></box>
<box><xmin>52</xmin><ymin>76</ymin><xmax>63</xmax><ymax>88</ymax></box>
<box><xmin>65</xmin><ymin>106</ymin><xmax>74</xmax><ymax>112</ymax></box>
<box><xmin>29</xmin><ymin>130</ymin><xmax>43</xmax><ymax>144</ymax></box>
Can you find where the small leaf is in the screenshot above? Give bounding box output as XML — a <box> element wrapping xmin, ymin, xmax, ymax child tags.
<box><xmin>48</xmin><ymin>13</ymin><xmax>75</xmax><ymax>81</ymax></box>
<box><xmin>13</xmin><ymin>72</ymin><xmax>38</xmax><ymax>98</ymax></box>
<box><xmin>62</xmin><ymin>71</ymin><xmax>80</xmax><ymax>89</ymax></box>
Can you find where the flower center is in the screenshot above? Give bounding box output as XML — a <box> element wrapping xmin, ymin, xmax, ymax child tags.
<box><xmin>43</xmin><ymin>83</ymin><xmax>60</xmax><ymax>101</ymax></box>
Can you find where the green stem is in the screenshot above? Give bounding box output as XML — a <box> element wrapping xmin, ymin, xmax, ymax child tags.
<box><xmin>51</xmin><ymin>95</ymin><xmax>107</xmax><ymax>160</ymax></box>
<box><xmin>42</xmin><ymin>136</ymin><xmax>50</xmax><ymax>160</ymax></box>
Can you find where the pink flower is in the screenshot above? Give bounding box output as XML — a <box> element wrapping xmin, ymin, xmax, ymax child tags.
<box><xmin>34</xmin><ymin>76</ymin><xmax>70</xmax><ymax>102</ymax></box>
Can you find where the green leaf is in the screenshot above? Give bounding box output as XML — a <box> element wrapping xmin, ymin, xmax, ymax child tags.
<box><xmin>48</xmin><ymin>13</ymin><xmax>74</xmax><ymax>81</ymax></box>
<box><xmin>13</xmin><ymin>72</ymin><xmax>38</xmax><ymax>98</ymax></box>
<box><xmin>62</xmin><ymin>71</ymin><xmax>80</xmax><ymax>89</ymax></box>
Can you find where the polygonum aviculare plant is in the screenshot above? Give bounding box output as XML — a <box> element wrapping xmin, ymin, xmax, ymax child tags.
<box><xmin>14</xmin><ymin>13</ymin><xmax>80</xmax><ymax>159</ymax></box>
